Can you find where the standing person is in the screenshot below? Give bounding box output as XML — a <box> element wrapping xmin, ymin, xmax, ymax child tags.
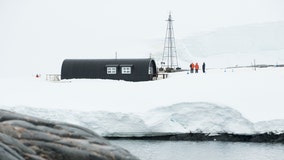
<box><xmin>202</xmin><ymin>62</ymin><xmax>206</xmax><ymax>73</ymax></box>
<box><xmin>195</xmin><ymin>63</ymin><xmax>199</xmax><ymax>73</ymax></box>
<box><xmin>190</xmin><ymin>63</ymin><xmax>194</xmax><ymax>73</ymax></box>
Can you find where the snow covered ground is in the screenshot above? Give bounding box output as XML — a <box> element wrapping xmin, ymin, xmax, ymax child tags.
<box><xmin>1</xmin><ymin>0</ymin><xmax>284</xmax><ymax>139</ymax></box>
<box><xmin>1</xmin><ymin>67</ymin><xmax>284</xmax><ymax>135</ymax></box>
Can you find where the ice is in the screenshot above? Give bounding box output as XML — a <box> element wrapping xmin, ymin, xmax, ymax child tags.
<box><xmin>142</xmin><ymin>102</ymin><xmax>255</xmax><ymax>134</ymax></box>
<box><xmin>3</xmin><ymin>101</ymin><xmax>282</xmax><ymax>136</ymax></box>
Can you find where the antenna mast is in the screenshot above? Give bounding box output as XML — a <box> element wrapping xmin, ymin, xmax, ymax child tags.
<box><xmin>161</xmin><ymin>12</ymin><xmax>179</xmax><ymax>71</ymax></box>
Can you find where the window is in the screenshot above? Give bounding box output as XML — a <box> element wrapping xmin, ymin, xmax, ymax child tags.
<box><xmin>120</xmin><ymin>64</ymin><xmax>133</xmax><ymax>74</ymax></box>
<box><xmin>121</xmin><ymin>67</ymin><xmax>131</xmax><ymax>74</ymax></box>
<box><xmin>107</xmin><ymin>67</ymin><xmax>117</xmax><ymax>74</ymax></box>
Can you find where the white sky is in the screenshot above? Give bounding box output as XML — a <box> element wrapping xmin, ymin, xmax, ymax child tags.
<box><xmin>0</xmin><ymin>0</ymin><xmax>284</xmax><ymax>76</ymax></box>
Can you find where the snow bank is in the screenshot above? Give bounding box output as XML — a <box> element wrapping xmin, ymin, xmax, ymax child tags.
<box><xmin>0</xmin><ymin>67</ymin><xmax>284</xmax><ymax>135</ymax></box>
<box><xmin>254</xmin><ymin>120</ymin><xmax>284</xmax><ymax>134</ymax></box>
<box><xmin>142</xmin><ymin>102</ymin><xmax>255</xmax><ymax>134</ymax></box>
<box><xmin>2</xmin><ymin>102</ymin><xmax>272</xmax><ymax>136</ymax></box>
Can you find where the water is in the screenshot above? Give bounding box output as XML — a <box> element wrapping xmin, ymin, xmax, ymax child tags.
<box><xmin>110</xmin><ymin>140</ymin><xmax>284</xmax><ymax>160</ymax></box>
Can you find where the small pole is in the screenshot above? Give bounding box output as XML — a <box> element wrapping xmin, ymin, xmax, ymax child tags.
<box><xmin>254</xmin><ymin>59</ymin><xmax>256</xmax><ymax>71</ymax></box>
<box><xmin>115</xmin><ymin>51</ymin><xmax>118</xmax><ymax>59</ymax></box>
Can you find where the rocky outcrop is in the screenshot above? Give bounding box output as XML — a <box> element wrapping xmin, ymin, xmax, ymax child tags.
<box><xmin>0</xmin><ymin>109</ymin><xmax>139</xmax><ymax>160</ymax></box>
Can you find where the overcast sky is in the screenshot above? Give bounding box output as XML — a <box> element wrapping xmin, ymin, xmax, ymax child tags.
<box><xmin>1</xmin><ymin>0</ymin><xmax>284</xmax><ymax>76</ymax></box>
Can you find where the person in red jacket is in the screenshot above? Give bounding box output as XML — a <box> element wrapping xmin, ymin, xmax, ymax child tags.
<box><xmin>190</xmin><ymin>63</ymin><xmax>194</xmax><ymax>73</ymax></box>
<box><xmin>195</xmin><ymin>63</ymin><xmax>199</xmax><ymax>73</ymax></box>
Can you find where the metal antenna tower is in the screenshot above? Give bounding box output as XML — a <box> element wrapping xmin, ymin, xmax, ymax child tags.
<box><xmin>161</xmin><ymin>12</ymin><xmax>179</xmax><ymax>71</ymax></box>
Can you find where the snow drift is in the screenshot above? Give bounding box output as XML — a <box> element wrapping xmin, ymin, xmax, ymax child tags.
<box><xmin>142</xmin><ymin>102</ymin><xmax>255</xmax><ymax>134</ymax></box>
<box><xmin>1</xmin><ymin>67</ymin><xmax>284</xmax><ymax>135</ymax></box>
<box><xmin>3</xmin><ymin>102</ymin><xmax>276</xmax><ymax>136</ymax></box>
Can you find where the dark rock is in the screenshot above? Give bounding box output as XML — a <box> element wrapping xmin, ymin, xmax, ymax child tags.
<box><xmin>106</xmin><ymin>132</ymin><xmax>284</xmax><ymax>143</ymax></box>
<box><xmin>0</xmin><ymin>109</ymin><xmax>139</xmax><ymax>160</ymax></box>
<box><xmin>0</xmin><ymin>142</ymin><xmax>24</xmax><ymax>160</ymax></box>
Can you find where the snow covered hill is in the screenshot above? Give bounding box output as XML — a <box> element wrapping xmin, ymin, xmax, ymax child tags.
<box><xmin>152</xmin><ymin>21</ymin><xmax>284</xmax><ymax>69</ymax></box>
<box><xmin>181</xmin><ymin>21</ymin><xmax>284</xmax><ymax>56</ymax></box>
<box><xmin>141</xmin><ymin>102</ymin><xmax>255</xmax><ymax>134</ymax></box>
<box><xmin>3</xmin><ymin>102</ymin><xmax>284</xmax><ymax>136</ymax></box>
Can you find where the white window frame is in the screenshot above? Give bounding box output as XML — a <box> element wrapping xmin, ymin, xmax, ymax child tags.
<box><xmin>121</xmin><ymin>67</ymin><xmax>131</xmax><ymax>74</ymax></box>
<box><xmin>107</xmin><ymin>67</ymin><xmax>117</xmax><ymax>74</ymax></box>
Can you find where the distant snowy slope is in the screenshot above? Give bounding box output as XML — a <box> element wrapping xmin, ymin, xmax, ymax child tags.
<box><xmin>180</xmin><ymin>21</ymin><xmax>284</xmax><ymax>56</ymax></box>
<box><xmin>154</xmin><ymin>21</ymin><xmax>284</xmax><ymax>68</ymax></box>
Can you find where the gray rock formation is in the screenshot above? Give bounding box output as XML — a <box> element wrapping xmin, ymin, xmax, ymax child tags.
<box><xmin>0</xmin><ymin>109</ymin><xmax>139</xmax><ymax>160</ymax></box>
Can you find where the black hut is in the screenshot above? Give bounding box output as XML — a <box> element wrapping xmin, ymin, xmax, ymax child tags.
<box><xmin>61</xmin><ymin>58</ymin><xmax>158</xmax><ymax>82</ymax></box>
